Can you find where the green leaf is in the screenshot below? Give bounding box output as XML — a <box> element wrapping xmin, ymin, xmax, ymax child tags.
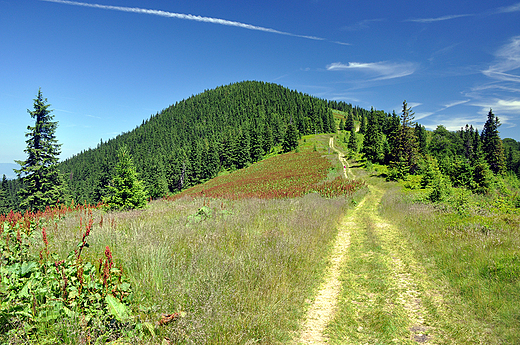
<box><xmin>21</xmin><ymin>261</ymin><xmax>38</xmax><ymax>277</ymax></box>
<box><xmin>105</xmin><ymin>293</ymin><xmax>130</xmax><ymax>322</ymax></box>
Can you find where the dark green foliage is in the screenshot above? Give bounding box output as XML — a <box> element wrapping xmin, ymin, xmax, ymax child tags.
<box><xmin>481</xmin><ymin>109</ymin><xmax>506</xmax><ymax>174</ymax></box>
<box><xmin>0</xmin><ymin>176</ymin><xmax>9</xmax><ymax>215</ymax></box>
<box><xmin>345</xmin><ymin>111</ymin><xmax>354</xmax><ymax>132</ymax></box>
<box><xmin>415</xmin><ymin>123</ymin><xmax>427</xmax><ymax>155</ymax></box>
<box><xmin>359</xmin><ymin>114</ymin><xmax>367</xmax><ymax>134</ymax></box>
<box><xmin>103</xmin><ymin>146</ymin><xmax>147</xmax><ymax>210</ymax></box>
<box><xmin>389</xmin><ymin>100</ymin><xmax>419</xmax><ymax>175</ymax></box>
<box><xmin>347</xmin><ymin>127</ymin><xmax>358</xmax><ymax>153</ymax></box>
<box><xmin>142</xmin><ymin>156</ymin><xmax>168</xmax><ymax>199</ymax></box>
<box><xmin>56</xmin><ymin>81</ymin><xmax>336</xmax><ymax>203</ymax></box>
<box><xmin>361</xmin><ymin>109</ymin><xmax>383</xmax><ymax>163</ymax></box>
<box><xmin>14</xmin><ymin>89</ymin><xmax>67</xmax><ymax>211</ymax></box>
<box><xmin>339</xmin><ymin>119</ymin><xmax>345</xmax><ymax>131</ymax></box>
<box><xmin>282</xmin><ymin>121</ymin><xmax>299</xmax><ymax>153</ymax></box>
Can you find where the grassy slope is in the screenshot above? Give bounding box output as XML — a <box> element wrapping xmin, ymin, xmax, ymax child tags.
<box><xmin>326</xmin><ymin>154</ymin><xmax>520</xmax><ymax>344</ymax></box>
<box><xmin>9</xmin><ymin>132</ymin><xmax>519</xmax><ymax>343</ymax></box>
<box><xmin>39</xmin><ymin>134</ymin><xmax>367</xmax><ymax>344</ymax></box>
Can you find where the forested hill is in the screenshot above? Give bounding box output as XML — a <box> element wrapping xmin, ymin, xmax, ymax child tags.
<box><xmin>59</xmin><ymin>81</ymin><xmax>337</xmax><ymax>203</ymax></box>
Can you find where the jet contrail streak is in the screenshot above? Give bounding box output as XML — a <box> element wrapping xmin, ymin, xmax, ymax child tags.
<box><xmin>41</xmin><ymin>0</ymin><xmax>338</xmax><ymax>43</ymax></box>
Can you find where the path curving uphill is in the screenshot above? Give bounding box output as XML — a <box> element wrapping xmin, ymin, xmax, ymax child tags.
<box><xmin>295</xmin><ymin>140</ymin><xmax>436</xmax><ymax>344</ymax></box>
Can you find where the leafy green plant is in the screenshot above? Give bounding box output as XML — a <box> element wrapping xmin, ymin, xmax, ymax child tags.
<box><xmin>0</xmin><ymin>213</ymin><xmax>134</xmax><ymax>343</ymax></box>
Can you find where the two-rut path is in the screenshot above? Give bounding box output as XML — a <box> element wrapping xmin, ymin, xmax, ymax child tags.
<box><xmin>296</xmin><ymin>138</ymin><xmax>434</xmax><ymax>344</ymax></box>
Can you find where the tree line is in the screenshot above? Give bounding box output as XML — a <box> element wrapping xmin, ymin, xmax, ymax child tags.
<box><xmin>2</xmin><ymin>83</ymin><xmax>519</xmax><ymax>214</ymax></box>
<box><xmin>335</xmin><ymin>100</ymin><xmax>520</xmax><ymax>198</ymax></box>
<box><xmin>1</xmin><ymin>81</ymin><xmax>336</xmax><ymax>213</ymax></box>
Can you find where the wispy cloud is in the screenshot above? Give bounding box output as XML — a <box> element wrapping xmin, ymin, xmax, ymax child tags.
<box><xmin>326</xmin><ymin>61</ymin><xmax>417</xmax><ymax>80</ymax></box>
<box><xmin>341</xmin><ymin>18</ymin><xmax>384</xmax><ymax>31</ymax></box>
<box><xmin>442</xmin><ymin>99</ymin><xmax>470</xmax><ymax>109</ymax></box>
<box><xmin>494</xmin><ymin>2</ymin><xmax>520</xmax><ymax>14</ymax></box>
<box><xmin>41</xmin><ymin>0</ymin><xmax>349</xmax><ymax>44</ymax></box>
<box><xmin>482</xmin><ymin>36</ymin><xmax>520</xmax><ymax>83</ymax></box>
<box><xmin>405</xmin><ymin>14</ymin><xmax>474</xmax><ymax>23</ymax></box>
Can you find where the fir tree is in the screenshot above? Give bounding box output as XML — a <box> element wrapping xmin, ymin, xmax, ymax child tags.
<box><xmin>15</xmin><ymin>89</ymin><xmax>67</xmax><ymax>211</ymax></box>
<box><xmin>103</xmin><ymin>146</ymin><xmax>147</xmax><ymax>210</ymax></box>
<box><xmin>481</xmin><ymin>109</ymin><xmax>506</xmax><ymax>174</ymax></box>
<box><xmin>347</xmin><ymin>127</ymin><xmax>358</xmax><ymax>153</ymax></box>
<box><xmin>345</xmin><ymin>111</ymin><xmax>354</xmax><ymax>132</ymax></box>
<box><xmin>282</xmin><ymin>121</ymin><xmax>299</xmax><ymax>153</ymax></box>
<box><xmin>0</xmin><ymin>175</ymin><xmax>9</xmax><ymax>215</ymax></box>
<box><xmin>361</xmin><ymin>109</ymin><xmax>383</xmax><ymax>163</ymax></box>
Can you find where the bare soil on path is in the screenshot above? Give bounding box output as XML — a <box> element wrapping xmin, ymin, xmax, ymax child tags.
<box><xmin>296</xmin><ymin>140</ymin><xmax>434</xmax><ymax>344</ymax></box>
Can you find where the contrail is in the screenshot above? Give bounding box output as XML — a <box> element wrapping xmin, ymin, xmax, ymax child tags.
<box><xmin>41</xmin><ymin>0</ymin><xmax>343</xmax><ymax>44</ymax></box>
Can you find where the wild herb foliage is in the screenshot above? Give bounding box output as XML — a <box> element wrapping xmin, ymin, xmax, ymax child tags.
<box><xmin>167</xmin><ymin>149</ymin><xmax>365</xmax><ymax>201</ymax></box>
<box><xmin>0</xmin><ymin>208</ymin><xmax>134</xmax><ymax>343</ymax></box>
<box><xmin>57</xmin><ymin>81</ymin><xmax>337</xmax><ymax>205</ymax></box>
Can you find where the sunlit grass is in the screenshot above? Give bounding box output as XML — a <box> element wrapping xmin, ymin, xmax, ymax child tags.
<box><xmin>378</xmin><ymin>179</ymin><xmax>520</xmax><ymax>343</ymax></box>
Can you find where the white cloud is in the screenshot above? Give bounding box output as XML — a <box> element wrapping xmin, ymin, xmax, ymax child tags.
<box><xmin>423</xmin><ymin>114</ymin><xmax>483</xmax><ymax>131</ymax></box>
<box><xmin>41</xmin><ymin>0</ymin><xmax>351</xmax><ymax>44</ymax></box>
<box><xmin>495</xmin><ymin>2</ymin><xmax>520</xmax><ymax>14</ymax></box>
<box><xmin>405</xmin><ymin>14</ymin><xmax>474</xmax><ymax>23</ymax></box>
<box><xmin>326</xmin><ymin>61</ymin><xmax>416</xmax><ymax>80</ymax></box>
<box><xmin>442</xmin><ymin>99</ymin><xmax>470</xmax><ymax>109</ymax></box>
<box><xmin>482</xmin><ymin>36</ymin><xmax>520</xmax><ymax>83</ymax></box>
<box><xmin>414</xmin><ymin>112</ymin><xmax>434</xmax><ymax>120</ymax></box>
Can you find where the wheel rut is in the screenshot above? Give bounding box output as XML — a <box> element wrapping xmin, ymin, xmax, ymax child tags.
<box><xmin>295</xmin><ymin>139</ymin><xmax>434</xmax><ymax>344</ymax></box>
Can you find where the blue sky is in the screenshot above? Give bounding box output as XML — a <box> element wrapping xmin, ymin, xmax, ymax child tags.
<box><xmin>1</xmin><ymin>0</ymin><xmax>520</xmax><ymax>167</ymax></box>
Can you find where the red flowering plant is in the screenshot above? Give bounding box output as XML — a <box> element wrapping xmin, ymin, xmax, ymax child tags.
<box><xmin>0</xmin><ymin>212</ymin><xmax>135</xmax><ymax>343</ymax></box>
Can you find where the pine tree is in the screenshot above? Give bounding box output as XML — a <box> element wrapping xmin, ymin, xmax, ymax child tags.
<box><xmin>103</xmin><ymin>146</ymin><xmax>147</xmax><ymax>210</ymax></box>
<box><xmin>361</xmin><ymin>110</ymin><xmax>383</xmax><ymax>163</ymax></box>
<box><xmin>347</xmin><ymin>127</ymin><xmax>358</xmax><ymax>153</ymax></box>
<box><xmin>282</xmin><ymin>121</ymin><xmax>299</xmax><ymax>153</ymax></box>
<box><xmin>345</xmin><ymin>111</ymin><xmax>354</xmax><ymax>132</ymax></box>
<box><xmin>481</xmin><ymin>109</ymin><xmax>506</xmax><ymax>174</ymax></box>
<box><xmin>15</xmin><ymin>89</ymin><xmax>67</xmax><ymax>211</ymax></box>
<box><xmin>0</xmin><ymin>175</ymin><xmax>9</xmax><ymax>215</ymax></box>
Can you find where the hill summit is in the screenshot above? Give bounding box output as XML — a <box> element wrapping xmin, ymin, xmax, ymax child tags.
<box><xmin>60</xmin><ymin>81</ymin><xmax>337</xmax><ymax>203</ymax></box>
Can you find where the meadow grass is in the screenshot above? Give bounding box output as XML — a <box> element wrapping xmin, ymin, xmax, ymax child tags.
<box><xmin>29</xmin><ymin>135</ymin><xmax>368</xmax><ymax>344</ymax></box>
<box><xmin>42</xmin><ymin>192</ymin><xmax>366</xmax><ymax>344</ymax></box>
<box><xmin>377</xmin><ymin>177</ymin><xmax>520</xmax><ymax>343</ymax></box>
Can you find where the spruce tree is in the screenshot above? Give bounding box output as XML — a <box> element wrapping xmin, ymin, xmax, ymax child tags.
<box><xmin>0</xmin><ymin>175</ymin><xmax>9</xmax><ymax>215</ymax></box>
<box><xmin>481</xmin><ymin>109</ymin><xmax>506</xmax><ymax>174</ymax></box>
<box><xmin>390</xmin><ymin>100</ymin><xmax>419</xmax><ymax>174</ymax></box>
<box><xmin>361</xmin><ymin>110</ymin><xmax>383</xmax><ymax>163</ymax></box>
<box><xmin>348</xmin><ymin>127</ymin><xmax>358</xmax><ymax>153</ymax></box>
<box><xmin>282</xmin><ymin>121</ymin><xmax>299</xmax><ymax>153</ymax></box>
<box><xmin>15</xmin><ymin>89</ymin><xmax>66</xmax><ymax>211</ymax></box>
<box><xmin>345</xmin><ymin>111</ymin><xmax>354</xmax><ymax>132</ymax></box>
<box><xmin>359</xmin><ymin>114</ymin><xmax>367</xmax><ymax>134</ymax></box>
<box><xmin>103</xmin><ymin>146</ymin><xmax>147</xmax><ymax>210</ymax></box>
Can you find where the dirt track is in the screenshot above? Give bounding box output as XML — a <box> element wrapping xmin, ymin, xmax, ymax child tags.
<box><xmin>296</xmin><ymin>139</ymin><xmax>433</xmax><ymax>344</ymax></box>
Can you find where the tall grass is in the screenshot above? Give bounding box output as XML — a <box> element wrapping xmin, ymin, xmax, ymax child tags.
<box><xmin>43</xmin><ymin>190</ymin><xmax>366</xmax><ymax>343</ymax></box>
<box><xmin>379</xmin><ymin>181</ymin><xmax>520</xmax><ymax>343</ymax></box>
